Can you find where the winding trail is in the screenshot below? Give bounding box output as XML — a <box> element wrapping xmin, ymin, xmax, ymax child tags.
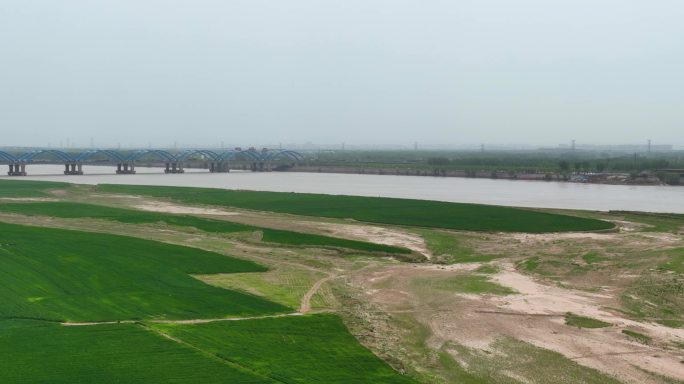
<box><xmin>299</xmin><ymin>274</ymin><xmax>335</xmax><ymax>314</ymax></box>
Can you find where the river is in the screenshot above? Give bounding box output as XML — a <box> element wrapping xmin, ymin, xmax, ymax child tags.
<box><xmin>2</xmin><ymin>164</ymin><xmax>683</xmax><ymax>213</ymax></box>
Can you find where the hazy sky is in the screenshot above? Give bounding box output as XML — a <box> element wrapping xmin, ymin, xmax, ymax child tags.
<box><xmin>1</xmin><ymin>1</ymin><xmax>682</xmax><ymax>148</ymax></box>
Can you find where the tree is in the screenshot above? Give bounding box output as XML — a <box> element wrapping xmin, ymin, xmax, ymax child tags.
<box><xmin>427</xmin><ymin>157</ymin><xmax>450</xmax><ymax>165</ymax></box>
<box><xmin>581</xmin><ymin>161</ymin><xmax>590</xmax><ymax>172</ymax></box>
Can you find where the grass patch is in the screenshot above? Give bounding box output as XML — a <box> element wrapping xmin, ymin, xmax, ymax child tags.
<box><xmin>474</xmin><ymin>264</ymin><xmax>499</xmax><ymax>274</ymax></box>
<box><xmin>0</xmin><ymin>221</ymin><xmax>288</xmax><ymax>322</ymax></box>
<box><xmin>418</xmin><ymin>230</ymin><xmax>490</xmax><ymax>263</ymax></box>
<box><xmin>610</xmin><ymin>211</ymin><xmax>684</xmax><ymax>233</ymax></box>
<box><xmin>656</xmin><ymin>319</ymin><xmax>684</xmax><ymax>328</ymax></box>
<box><xmin>660</xmin><ymin>248</ymin><xmax>684</xmax><ymax>273</ymax></box>
<box><xmin>0</xmin><ymin>321</ymin><xmax>272</xmax><ymax>383</ymax></box>
<box><xmin>565</xmin><ymin>313</ymin><xmax>611</xmax><ymax>329</ymax></box>
<box><xmin>622</xmin><ymin>329</ymin><xmax>651</xmax><ymax>344</ymax></box>
<box><xmin>0</xmin><ymin>202</ymin><xmax>410</xmax><ymax>255</ymax></box>
<box><xmin>196</xmin><ymin>267</ymin><xmax>327</xmax><ymax>309</ymax></box>
<box><xmin>582</xmin><ymin>252</ymin><xmax>607</xmax><ymax>265</ymax></box>
<box><xmin>417</xmin><ymin>275</ymin><xmax>515</xmax><ymax>295</ymax></box>
<box><xmin>152</xmin><ymin>314</ymin><xmax>416</xmax><ymax>383</ymax></box>
<box><xmin>0</xmin><ymin>180</ymin><xmax>69</xmax><ymax>197</ymax></box>
<box><xmin>98</xmin><ymin>184</ymin><xmax>614</xmax><ymax>233</ymax></box>
<box><xmin>622</xmin><ymin>272</ymin><xmax>684</xmax><ymax>326</ymax></box>
<box><xmin>519</xmin><ymin>256</ymin><xmax>541</xmax><ymax>272</ymax></box>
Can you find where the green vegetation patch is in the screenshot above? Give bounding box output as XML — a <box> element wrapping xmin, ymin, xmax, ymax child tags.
<box><xmin>474</xmin><ymin>264</ymin><xmax>500</xmax><ymax>274</ymax></box>
<box><xmin>519</xmin><ymin>256</ymin><xmax>541</xmax><ymax>272</ymax></box>
<box><xmin>418</xmin><ymin>230</ymin><xmax>492</xmax><ymax>263</ymax></box>
<box><xmin>98</xmin><ymin>184</ymin><xmax>614</xmax><ymax>233</ymax></box>
<box><xmin>565</xmin><ymin>313</ymin><xmax>611</xmax><ymax>329</ymax></box>
<box><xmin>197</xmin><ymin>267</ymin><xmax>328</xmax><ymax>309</ymax></box>
<box><xmin>622</xmin><ymin>329</ymin><xmax>651</xmax><ymax>344</ymax></box>
<box><xmin>0</xmin><ymin>180</ymin><xmax>69</xmax><ymax>197</ymax></box>
<box><xmin>152</xmin><ymin>314</ymin><xmax>416</xmax><ymax>383</ymax></box>
<box><xmin>0</xmin><ymin>321</ymin><xmax>273</xmax><ymax>383</ymax></box>
<box><xmin>661</xmin><ymin>248</ymin><xmax>684</xmax><ymax>273</ymax></box>
<box><xmin>610</xmin><ymin>211</ymin><xmax>684</xmax><ymax>233</ymax></box>
<box><xmin>0</xmin><ymin>222</ymin><xmax>288</xmax><ymax>322</ymax></box>
<box><xmin>582</xmin><ymin>252</ymin><xmax>607</xmax><ymax>265</ymax></box>
<box><xmin>622</xmin><ymin>272</ymin><xmax>684</xmax><ymax>326</ymax></box>
<box><xmin>260</xmin><ymin>228</ymin><xmax>409</xmax><ymax>254</ymax></box>
<box><xmin>417</xmin><ymin>275</ymin><xmax>515</xmax><ymax>295</ymax></box>
<box><xmin>0</xmin><ymin>202</ymin><xmax>410</xmax><ymax>254</ymax></box>
<box><xmin>656</xmin><ymin>319</ymin><xmax>683</xmax><ymax>328</ymax></box>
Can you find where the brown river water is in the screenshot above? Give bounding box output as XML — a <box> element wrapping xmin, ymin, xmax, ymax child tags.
<box><xmin>3</xmin><ymin>164</ymin><xmax>683</xmax><ymax>213</ymax></box>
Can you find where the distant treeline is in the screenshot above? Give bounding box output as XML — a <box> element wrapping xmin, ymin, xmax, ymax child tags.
<box><xmin>311</xmin><ymin>150</ymin><xmax>684</xmax><ymax>174</ymax></box>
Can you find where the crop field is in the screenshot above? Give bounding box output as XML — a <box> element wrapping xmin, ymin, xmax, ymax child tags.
<box><xmin>0</xmin><ymin>221</ymin><xmax>287</xmax><ymax>322</ymax></box>
<box><xmin>0</xmin><ymin>223</ymin><xmax>414</xmax><ymax>383</ymax></box>
<box><xmin>0</xmin><ymin>179</ymin><xmax>68</xmax><ymax>197</ymax></box>
<box><xmin>0</xmin><ymin>202</ymin><xmax>409</xmax><ymax>254</ymax></box>
<box><xmin>0</xmin><ymin>181</ymin><xmax>417</xmax><ymax>383</ymax></box>
<box><xmin>98</xmin><ymin>184</ymin><xmax>614</xmax><ymax>232</ymax></box>
<box><xmin>0</xmin><ymin>320</ymin><xmax>273</xmax><ymax>384</ymax></box>
<box><xmin>152</xmin><ymin>314</ymin><xmax>416</xmax><ymax>384</ymax></box>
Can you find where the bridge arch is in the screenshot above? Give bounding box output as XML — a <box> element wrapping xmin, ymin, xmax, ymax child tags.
<box><xmin>74</xmin><ymin>150</ymin><xmax>126</xmax><ymax>163</ymax></box>
<box><xmin>263</xmin><ymin>149</ymin><xmax>305</xmax><ymax>161</ymax></box>
<box><xmin>218</xmin><ymin>150</ymin><xmax>262</xmax><ymax>161</ymax></box>
<box><xmin>18</xmin><ymin>150</ymin><xmax>73</xmax><ymax>163</ymax></box>
<box><xmin>125</xmin><ymin>150</ymin><xmax>176</xmax><ymax>162</ymax></box>
<box><xmin>0</xmin><ymin>151</ymin><xmax>17</xmax><ymax>163</ymax></box>
<box><xmin>175</xmin><ymin>149</ymin><xmax>220</xmax><ymax>162</ymax></box>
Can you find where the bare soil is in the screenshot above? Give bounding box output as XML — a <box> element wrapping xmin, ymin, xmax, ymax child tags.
<box><xmin>353</xmin><ymin>262</ymin><xmax>684</xmax><ymax>384</ymax></box>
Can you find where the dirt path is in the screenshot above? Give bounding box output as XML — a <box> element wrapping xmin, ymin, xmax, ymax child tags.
<box><xmin>133</xmin><ymin>201</ymin><xmax>240</xmax><ymax>216</ymax></box>
<box><xmin>150</xmin><ymin>312</ymin><xmax>302</xmax><ymax>324</ymax></box>
<box><xmin>61</xmin><ymin>312</ymin><xmax>303</xmax><ymax>327</ymax></box>
<box><xmin>62</xmin><ymin>320</ymin><xmax>136</xmax><ymax>326</ymax></box>
<box><xmin>0</xmin><ymin>197</ymin><xmax>59</xmax><ymax>202</ymax></box>
<box><xmin>299</xmin><ymin>274</ymin><xmax>335</xmax><ymax>314</ymax></box>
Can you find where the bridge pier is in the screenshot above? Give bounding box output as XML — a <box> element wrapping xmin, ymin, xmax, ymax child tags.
<box><xmin>64</xmin><ymin>163</ymin><xmax>83</xmax><ymax>175</ymax></box>
<box><xmin>164</xmin><ymin>162</ymin><xmax>184</xmax><ymax>174</ymax></box>
<box><xmin>250</xmin><ymin>162</ymin><xmax>268</xmax><ymax>172</ymax></box>
<box><xmin>116</xmin><ymin>162</ymin><xmax>136</xmax><ymax>174</ymax></box>
<box><xmin>7</xmin><ymin>163</ymin><xmax>27</xmax><ymax>176</ymax></box>
<box><xmin>208</xmin><ymin>162</ymin><xmax>230</xmax><ymax>173</ymax></box>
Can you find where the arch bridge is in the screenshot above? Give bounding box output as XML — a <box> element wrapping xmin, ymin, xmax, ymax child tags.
<box><xmin>0</xmin><ymin>148</ymin><xmax>305</xmax><ymax>176</ymax></box>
